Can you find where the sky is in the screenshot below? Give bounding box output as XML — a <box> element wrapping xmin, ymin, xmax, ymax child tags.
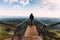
<box><xmin>0</xmin><ymin>0</ymin><xmax>60</xmax><ymax>18</ymax></box>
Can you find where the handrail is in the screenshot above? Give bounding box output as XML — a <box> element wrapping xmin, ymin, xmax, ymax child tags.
<box><xmin>11</xmin><ymin>19</ymin><xmax>29</xmax><ymax>40</ymax></box>
<box><xmin>47</xmin><ymin>22</ymin><xmax>60</xmax><ymax>27</ymax></box>
<box><xmin>16</xmin><ymin>19</ymin><xmax>29</xmax><ymax>26</ymax></box>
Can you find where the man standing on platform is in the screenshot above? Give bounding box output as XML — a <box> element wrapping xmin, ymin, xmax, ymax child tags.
<box><xmin>29</xmin><ymin>13</ymin><xmax>34</xmax><ymax>26</ymax></box>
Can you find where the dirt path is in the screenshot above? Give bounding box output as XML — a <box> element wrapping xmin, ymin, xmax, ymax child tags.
<box><xmin>22</xmin><ymin>26</ymin><xmax>42</xmax><ymax>40</ymax></box>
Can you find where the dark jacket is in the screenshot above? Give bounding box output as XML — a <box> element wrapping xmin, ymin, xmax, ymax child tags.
<box><xmin>29</xmin><ymin>14</ymin><xmax>34</xmax><ymax>20</ymax></box>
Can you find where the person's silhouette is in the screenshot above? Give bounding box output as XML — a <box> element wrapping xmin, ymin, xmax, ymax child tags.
<box><xmin>29</xmin><ymin>13</ymin><xmax>34</xmax><ymax>26</ymax></box>
<box><xmin>29</xmin><ymin>13</ymin><xmax>34</xmax><ymax>20</ymax></box>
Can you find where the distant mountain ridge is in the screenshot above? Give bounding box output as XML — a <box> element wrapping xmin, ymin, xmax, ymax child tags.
<box><xmin>36</xmin><ymin>17</ymin><xmax>60</xmax><ymax>24</ymax></box>
<box><xmin>0</xmin><ymin>17</ymin><xmax>60</xmax><ymax>24</ymax></box>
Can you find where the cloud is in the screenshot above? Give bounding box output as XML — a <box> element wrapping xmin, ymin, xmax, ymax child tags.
<box><xmin>9</xmin><ymin>0</ymin><xmax>18</xmax><ymax>4</ymax></box>
<box><xmin>46</xmin><ymin>0</ymin><xmax>60</xmax><ymax>10</ymax></box>
<box><xmin>36</xmin><ymin>0</ymin><xmax>60</xmax><ymax>10</ymax></box>
<box><xmin>3</xmin><ymin>0</ymin><xmax>8</xmax><ymax>3</ymax></box>
<box><xmin>3</xmin><ymin>0</ymin><xmax>60</xmax><ymax>9</ymax></box>
<box><xmin>3</xmin><ymin>0</ymin><xmax>30</xmax><ymax>6</ymax></box>
<box><xmin>3</xmin><ymin>0</ymin><xmax>19</xmax><ymax>4</ymax></box>
<box><xmin>13</xmin><ymin>5</ymin><xmax>20</xmax><ymax>8</ymax></box>
<box><xmin>19</xmin><ymin>0</ymin><xmax>30</xmax><ymax>6</ymax></box>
